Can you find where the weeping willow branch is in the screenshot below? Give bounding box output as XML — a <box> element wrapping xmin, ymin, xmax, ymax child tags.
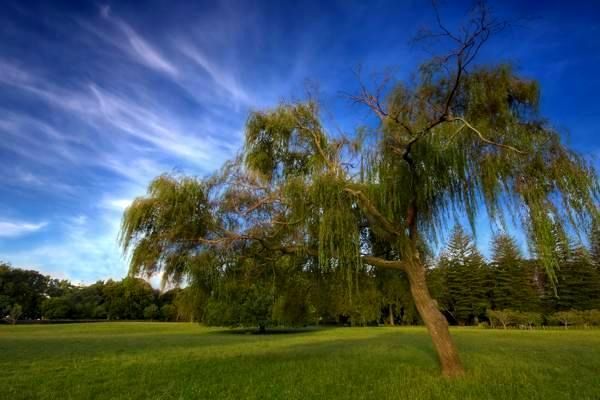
<box><xmin>343</xmin><ymin>188</ymin><xmax>403</xmax><ymax>238</ymax></box>
<box><xmin>449</xmin><ymin>117</ymin><xmax>526</xmax><ymax>154</ymax></box>
<box><xmin>293</xmin><ymin>112</ymin><xmax>336</xmax><ymax>172</ymax></box>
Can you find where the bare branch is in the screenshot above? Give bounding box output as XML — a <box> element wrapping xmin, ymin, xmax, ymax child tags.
<box><xmin>449</xmin><ymin>117</ymin><xmax>526</xmax><ymax>154</ymax></box>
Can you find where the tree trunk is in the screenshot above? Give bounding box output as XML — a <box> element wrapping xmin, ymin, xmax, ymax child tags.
<box><xmin>388</xmin><ymin>304</ymin><xmax>395</xmax><ymax>326</ymax></box>
<box><xmin>406</xmin><ymin>261</ymin><xmax>465</xmax><ymax>377</ymax></box>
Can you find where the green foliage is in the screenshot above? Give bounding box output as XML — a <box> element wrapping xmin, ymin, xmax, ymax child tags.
<box><xmin>376</xmin><ymin>269</ymin><xmax>416</xmax><ymax>325</ymax></box>
<box><xmin>8</xmin><ymin>303</ymin><xmax>22</xmax><ymax>324</ymax></box>
<box><xmin>554</xmin><ymin>246</ymin><xmax>600</xmax><ymax>310</ymax></box>
<box><xmin>103</xmin><ymin>278</ymin><xmax>156</xmax><ymax>320</ymax></box>
<box><xmin>143</xmin><ymin>304</ymin><xmax>160</xmax><ymax>321</ymax></box>
<box><xmin>272</xmin><ymin>273</ymin><xmax>316</xmax><ymax>326</ymax></box>
<box><xmin>486</xmin><ymin>309</ymin><xmax>511</xmax><ymax>329</ymax></box>
<box><xmin>160</xmin><ymin>304</ymin><xmax>178</xmax><ymax>321</ymax></box>
<box><xmin>244</xmin><ymin>102</ymin><xmax>329</xmax><ymax>183</ymax></box>
<box><xmin>581</xmin><ymin>309</ymin><xmax>600</xmax><ymax>326</ymax></box>
<box><xmin>0</xmin><ymin>263</ymin><xmax>51</xmax><ymax>319</ymax></box>
<box><xmin>173</xmin><ymin>286</ymin><xmax>205</xmax><ymax>322</ymax></box>
<box><xmin>487</xmin><ymin>309</ymin><xmax>543</xmax><ymax>329</ymax></box>
<box><xmin>490</xmin><ymin>234</ymin><xmax>540</xmax><ymax>311</ymax></box>
<box><xmin>41</xmin><ymin>297</ymin><xmax>72</xmax><ymax>319</ymax></box>
<box><xmin>120</xmin><ymin>175</ymin><xmax>214</xmax><ymax>286</ymax></box>
<box><xmin>547</xmin><ymin>310</ymin><xmax>585</xmax><ymax>328</ymax></box>
<box><xmin>546</xmin><ymin>310</ymin><xmax>600</xmax><ymax>328</ymax></box>
<box><xmin>434</xmin><ymin>226</ymin><xmax>489</xmax><ymax>324</ymax></box>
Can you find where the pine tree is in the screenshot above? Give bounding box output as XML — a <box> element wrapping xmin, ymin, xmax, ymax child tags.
<box><xmin>438</xmin><ymin>226</ymin><xmax>489</xmax><ymax>325</ymax></box>
<box><xmin>554</xmin><ymin>246</ymin><xmax>600</xmax><ymax>310</ymax></box>
<box><xmin>490</xmin><ymin>234</ymin><xmax>539</xmax><ymax>311</ymax></box>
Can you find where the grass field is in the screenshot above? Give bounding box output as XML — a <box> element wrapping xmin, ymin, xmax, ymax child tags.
<box><xmin>1</xmin><ymin>323</ymin><xmax>599</xmax><ymax>399</ymax></box>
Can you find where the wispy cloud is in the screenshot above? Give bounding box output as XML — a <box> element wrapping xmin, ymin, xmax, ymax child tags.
<box><xmin>0</xmin><ymin>2</ymin><xmax>300</xmax><ymax>283</ymax></box>
<box><xmin>0</xmin><ymin>219</ymin><xmax>48</xmax><ymax>238</ymax></box>
<box><xmin>178</xmin><ymin>42</ymin><xmax>251</xmax><ymax>105</ymax></box>
<box><xmin>3</xmin><ymin>213</ymin><xmax>126</xmax><ymax>283</ymax></box>
<box><xmin>101</xmin><ymin>196</ymin><xmax>133</xmax><ymax>212</ymax></box>
<box><xmin>98</xmin><ymin>5</ymin><xmax>178</xmax><ymax>77</ymax></box>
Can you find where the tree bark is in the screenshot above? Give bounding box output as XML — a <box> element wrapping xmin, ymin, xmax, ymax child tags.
<box><xmin>388</xmin><ymin>303</ymin><xmax>395</xmax><ymax>326</ymax></box>
<box><xmin>405</xmin><ymin>261</ymin><xmax>465</xmax><ymax>377</ymax></box>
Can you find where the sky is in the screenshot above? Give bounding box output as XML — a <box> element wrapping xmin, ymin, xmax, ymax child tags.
<box><xmin>1</xmin><ymin>0</ymin><xmax>599</xmax><ymax>284</ymax></box>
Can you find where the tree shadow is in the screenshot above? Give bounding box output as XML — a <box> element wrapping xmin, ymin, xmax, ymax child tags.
<box><xmin>212</xmin><ymin>326</ymin><xmax>334</xmax><ymax>335</ymax></box>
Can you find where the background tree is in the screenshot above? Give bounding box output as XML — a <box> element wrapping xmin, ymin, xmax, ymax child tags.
<box><xmin>489</xmin><ymin>234</ymin><xmax>539</xmax><ymax>311</ymax></box>
<box><xmin>376</xmin><ymin>269</ymin><xmax>414</xmax><ymax>325</ymax></box>
<box><xmin>554</xmin><ymin>246</ymin><xmax>600</xmax><ymax>310</ymax></box>
<box><xmin>143</xmin><ymin>304</ymin><xmax>160</xmax><ymax>321</ymax></box>
<box><xmin>9</xmin><ymin>303</ymin><xmax>22</xmax><ymax>324</ymax></box>
<box><xmin>0</xmin><ymin>263</ymin><xmax>50</xmax><ymax>319</ymax></box>
<box><xmin>102</xmin><ymin>278</ymin><xmax>155</xmax><ymax>320</ymax></box>
<box><xmin>437</xmin><ymin>226</ymin><xmax>489</xmax><ymax>325</ymax></box>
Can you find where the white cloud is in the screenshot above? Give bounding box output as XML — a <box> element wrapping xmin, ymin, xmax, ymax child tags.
<box><xmin>178</xmin><ymin>42</ymin><xmax>251</xmax><ymax>105</ymax></box>
<box><xmin>102</xmin><ymin>197</ymin><xmax>133</xmax><ymax>211</ymax></box>
<box><xmin>4</xmin><ymin>210</ymin><xmax>127</xmax><ymax>284</ymax></box>
<box><xmin>0</xmin><ymin>6</ymin><xmax>292</xmax><ymax>284</ymax></box>
<box><xmin>98</xmin><ymin>6</ymin><xmax>178</xmax><ymax>77</ymax></box>
<box><xmin>0</xmin><ymin>220</ymin><xmax>48</xmax><ymax>238</ymax></box>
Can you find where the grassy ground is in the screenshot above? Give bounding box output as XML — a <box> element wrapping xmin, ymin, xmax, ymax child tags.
<box><xmin>1</xmin><ymin>323</ymin><xmax>599</xmax><ymax>399</ymax></box>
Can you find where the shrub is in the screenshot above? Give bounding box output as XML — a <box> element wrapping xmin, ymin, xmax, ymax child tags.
<box><xmin>581</xmin><ymin>309</ymin><xmax>600</xmax><ymax>326</ymax></box>
<box><xmin>512</xmin><ymin>311</ymin><xmax>543</xmax><ymax>329</ymax></box>
<box><xmin>143</xmin><ymin>304</ymin><xmax>160</xmax><ymax>321</ymax></box>
<box><xmin>487</xmin><ymin>309</ymin><xmax>543</xmax><ymax>329</ymax></box>
<box><xmin>160</xmin><ymin>304</ymin><xmax>178</xmax><ymax>321</ymax></box>
<box><xmin>487</xmin><ymin>309</ymin><xmax>511</xmax><ymax>329</ymax></box>
<box><xmin>548</xmin><ymin>310</ymin><xmax>584</xmax><ymax>328</ymax></box>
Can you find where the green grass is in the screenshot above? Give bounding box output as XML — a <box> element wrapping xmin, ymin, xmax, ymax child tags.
<box><xmin>1</xmin><ymin>323</ymin><xmax>599</xmax><ymax>399</ymax></box>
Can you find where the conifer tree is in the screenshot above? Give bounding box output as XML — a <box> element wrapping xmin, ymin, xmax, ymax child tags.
<box><xmin>490</xmin><ymin>234</ymin><xmax>539</xmax><ymax>311</ymax></box>
<box><xmin>438</xmin><ymin>226</ymin><xmax>489</xmax><ymax>324</ymax></box>
<box><xmin>554</xmin><ymin>246</ymin><xmax>600</xmax><ymax>310</ymax></box>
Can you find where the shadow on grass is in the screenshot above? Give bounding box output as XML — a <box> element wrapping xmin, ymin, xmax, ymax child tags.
<box><xmin>213</xmin><ymin>326</ymin><xmax>335</xmax><ymax>335</ymax></box>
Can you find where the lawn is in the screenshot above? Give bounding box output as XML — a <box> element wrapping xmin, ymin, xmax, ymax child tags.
<box><xmin>1</xmin><ymin>323</ymin><xmax>599</xmax><ymax>399</ymax></box>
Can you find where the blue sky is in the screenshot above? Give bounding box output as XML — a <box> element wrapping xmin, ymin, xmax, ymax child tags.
<box><xmin>1</xmin><ymin>0</ymin><xmax>599</xmax><ymax>284</ymax></box>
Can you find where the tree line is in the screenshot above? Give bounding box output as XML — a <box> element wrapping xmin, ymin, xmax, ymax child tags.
<box><xmin>428</xmin><ymin>226</ymin><xmax>600</xmax><ymax>327</ymax></box>
<box><xmin>3</xmin><ymin>224</ymin><xmax>599</xmax><ymax>328</ymax></box>
<box><xmin>0</xmin><ymin>262</ymin><xmax>200</xmax><ymax>323</ymax></box>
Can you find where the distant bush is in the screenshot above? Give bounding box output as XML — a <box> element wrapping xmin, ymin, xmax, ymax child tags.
<box><xmin>487</xmin><ymin>309</ymin><xmax>543</xmax><ymax>329</ymax></box>
<box><xmin>160</xmin><ymin>304</ymin><xmax>178</xmax><ymax>321</ymax></box>
<box><xmin>581</xmin><ymin>309</ymin><xmax>600</xmax><ymax>326</ymax></box>
<box><xmin>547</xmin><ymin>310</ymin><xmax>600</xmax><ymax>328</ymax></box>
<box><xmin>487</xmin><ymin>310</ymin><xmax>511</xmax><ymax>329</ymax></box>
<box><xmin>512</xmin><ymin>311</ymin><xmax>543</xmax><ymax>329</ymax></box>
<box><xmin>143</xmin><ymin>304</ymin><xmax>160</xmax><ymax>321</ymax></box>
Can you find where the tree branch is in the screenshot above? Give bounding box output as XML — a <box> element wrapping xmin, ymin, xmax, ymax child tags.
<box><xmin>343</xmin><ymin>188</ymin><xmax>403</xmax><ymax>238</ymax></box>
<box><xmin>450</xmin><ymin>117</ymin><xmax>525</xmax><ymax>154</ymax></box>
<box><xmin>362</xmin><ymin>255</ymin><xmax>406</xmax><ymax>271</ymax></box>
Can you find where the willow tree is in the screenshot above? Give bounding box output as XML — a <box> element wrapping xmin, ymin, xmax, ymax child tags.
<box><xmin>120</xmin><ymin>4</ymin><xmax>599</xmax><ymax>377</ymax></box>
